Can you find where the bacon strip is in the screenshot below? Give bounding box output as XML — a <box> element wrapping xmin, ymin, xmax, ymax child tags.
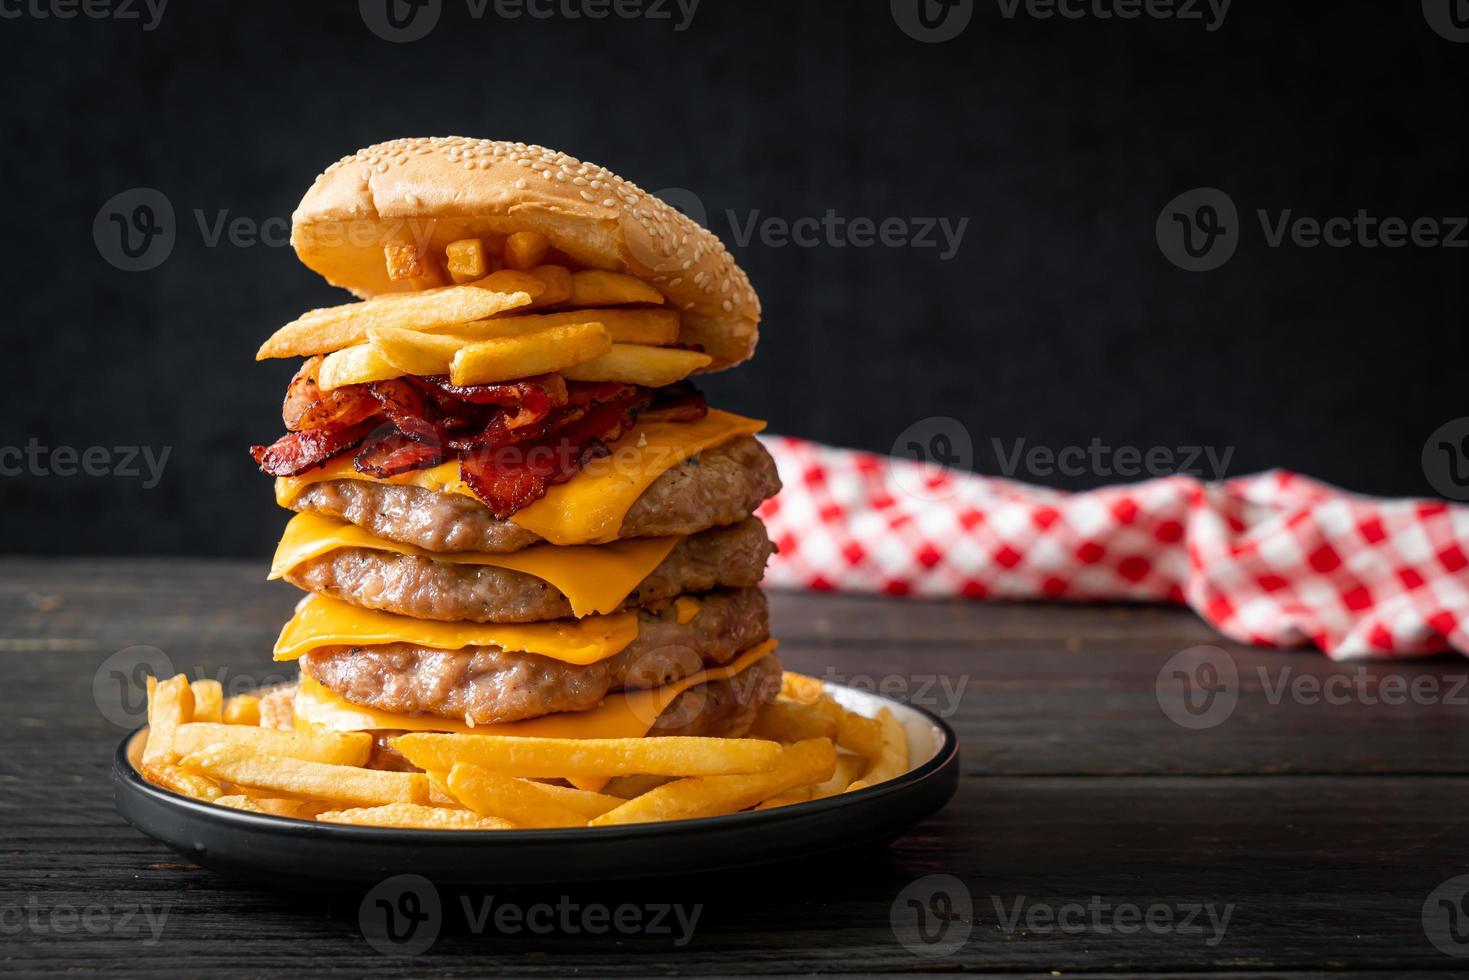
<box><xmin>368</xmin><ymin>379</ymin><xmax>441</xmax><ymax>444</ymax></box>
<box><xmin>639</xmin><ymin>382</ymin><xmax>708</xmax><ymax>424</ymax></box>
<box><xmin>250</xmin><ymin>420</ymin><xmax>379</xmax><ymax>477</ymax></box>
<box><xmin>354</xmin><ymin>430</ymin><xmax>447</xmax><ymax>478</ymax></box>
<box><xmin>282</xmin><ymin>356</ymin><xmax>381</xmax><ymax>432</ymax></box>
<box><xmin>458</xmin><ymin>388</ymin><xmax>651</xmax><ymax>519</ymax></box>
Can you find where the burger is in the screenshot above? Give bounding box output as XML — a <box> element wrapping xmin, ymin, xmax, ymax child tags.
<box><xmin>247</xmin><ymin>138</ymin><xmax>783</xmax><ymax>788</ymax></box>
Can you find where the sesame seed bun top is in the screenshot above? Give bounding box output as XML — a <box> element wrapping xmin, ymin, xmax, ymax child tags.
<box><xmin>290</xmin><ymin>137</ymin><xmax>761</xmax><ymax>371</ymax></box>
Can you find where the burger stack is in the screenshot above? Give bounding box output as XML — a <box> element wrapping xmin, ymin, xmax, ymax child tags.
<box><xmin>248</xmin><ymin>138</ymin><xmax>784</xmax><ymax>781</ymax></box>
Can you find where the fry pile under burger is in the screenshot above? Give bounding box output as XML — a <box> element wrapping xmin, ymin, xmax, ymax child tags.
<box><xmin>136</xmin><ymin>138</ymin><xmax>908</xmax><ymax>828</ymax></box>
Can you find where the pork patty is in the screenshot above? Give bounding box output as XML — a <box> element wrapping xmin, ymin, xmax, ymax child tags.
<box><xmin>288</xmin><ymin>436</ymin><xmax>780</xmax><ymax>554</ymax></box>
<box><xmin>284</xmin><ymin>516</ymin><xmax>774</xmax><ymax>623</ymax></box>
<box><xmin>300</xmin><ymin>588</ymin><xmax>770</xmax><ymax>725</ymax></box>
<box><xmin>266</xmin><ymin>650</ymin><xmax>782</xmax><ymax>770</ymax></box>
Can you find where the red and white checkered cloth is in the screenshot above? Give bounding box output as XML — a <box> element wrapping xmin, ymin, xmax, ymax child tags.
<box><xmin>755</xmin><ymin>435</ymin><xmax>1469</xmax><ymax>659</ymax></box>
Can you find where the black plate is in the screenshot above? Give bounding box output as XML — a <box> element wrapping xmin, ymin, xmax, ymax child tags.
<box><xmin>113</xmin><ymin>684</ymin><xmax>960</xmax><ymax>888</ymax></box>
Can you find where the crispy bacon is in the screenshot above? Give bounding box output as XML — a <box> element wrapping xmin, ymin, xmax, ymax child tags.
<box><xmin>354</xmin><ymin>430</ymin><xmax>447</xmax><ymax>478</ymax></box>
<box><xmin>255</xmin><ymin>362</ymin><xmax>704</xmax><ymax>518</ymax></box>
<box><xmin>367</xmin><ymin>379</ymin><xmax>442</xmax><ymax>444</ymax></box>
<box><xmin>250</xmin><ymin>419</ymin><xmax>379</xmax><ymax>477</ymax></box>
<box><xmin>458</xmin><ymin>387</ymin><xmax>651</xmax><ymax>519</ymax></box>
<box><xmin>639</xmin><ymin>382</ymin><xmax>708</xmax><ymax>425</ymax></box>
<box><xmin>282</xmin><ymin>356</ymin><xmax>380</xmax><ymax>432</ymax></box>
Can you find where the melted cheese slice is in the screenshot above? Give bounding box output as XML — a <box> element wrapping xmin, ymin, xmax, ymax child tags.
<box><xmin>274</xmin><ymin>593</ymin><xmax>639</xmax><ymax>665</ymax></box>
<box><xmin>273</xmin><ymin>409</ymin><xmax>766</xmax><ymax>546</ymax></box>
<box><xmin>294</xmin><ymin>640</ymin><xmax>778</xmax><ymax>790</ymax></box>
<box><xmin>269</xmin><ymin>512</ymin><xmax>680</xmax><ymax>618</ymax></box>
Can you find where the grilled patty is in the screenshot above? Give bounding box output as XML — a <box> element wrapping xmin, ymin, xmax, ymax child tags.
<box><xmin>283</xmin><ymin>517</ymin><xmax>773</xmax><ymax>623</ymax></box>
<box><xmin>300</xmin><ymin>588</ymin><xmax>769</xmax><ymax>725</ymax></box>
<box><xmin>287</xmin><ymin>436</ymin><xmax>780</xmax><ymax>553</ymax></box>
<box><xmin>262</xmin><ymin>650</ymin><xmax>783</xmax><ymax>769</ymax></box>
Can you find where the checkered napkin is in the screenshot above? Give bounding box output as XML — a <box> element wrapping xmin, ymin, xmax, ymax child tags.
<box><xmin>755</xmin><ymin>435</ymin><xmax>1469</xmax><ymax>659</ymax></box>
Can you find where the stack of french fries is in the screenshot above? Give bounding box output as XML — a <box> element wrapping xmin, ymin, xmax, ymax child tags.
<box><xmin>139</xmin><ymin>671</ymin><xmax>909</xmax><ymax>829</ymax></box>
<box><xmin>257</xmin><ymin>246</ymin><xmax>713</xmax><ymax>390</ymax></box>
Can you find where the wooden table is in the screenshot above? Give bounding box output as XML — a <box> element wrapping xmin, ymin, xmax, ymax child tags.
<box><xmin>4</xmin><ymin>557</ymin><xmax>1469</xmax><ymax>977</ymax></box>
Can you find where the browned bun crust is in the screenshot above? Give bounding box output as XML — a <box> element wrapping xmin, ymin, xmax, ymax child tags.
<box><xmin>290</xmin><ymin>137</ymin><xmax>761</xmax><ymax>371</ymax></box>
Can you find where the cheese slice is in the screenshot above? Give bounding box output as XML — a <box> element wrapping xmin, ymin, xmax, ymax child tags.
<box><xmin>269</xmin><ymin>512</ymin><xmax>680</xmax><ymax>618</ymax></box>
<box><xmin>294</xmin><ymin>639</ymin><xmax>776</xmax><ymax>739</ymax></box>
<box><xmin>507</xmin><ymin>409</ymin><xmax>767</xmax><ymax>545</ymax></box>
<box><xmin>273</xmin><ymin>409</ymin><xmax>766</xmax><ymax>546</ymax></box>
<box><xmin>274</xmin><ymin>593</ymin><xmax>639</xmax><ymax>665</ymax></box>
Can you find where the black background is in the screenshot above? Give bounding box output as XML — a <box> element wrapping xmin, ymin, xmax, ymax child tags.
<box><xmin>2</xmin><ymin>0</ymin><xmax>1465</xmax><ymax>557</ymax></box>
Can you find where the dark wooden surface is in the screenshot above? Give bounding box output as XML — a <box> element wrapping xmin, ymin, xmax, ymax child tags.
<box><xmin>4</xmin><ymin>557</ymin><xmax>1469</xmax><ymax>977</ymax></box>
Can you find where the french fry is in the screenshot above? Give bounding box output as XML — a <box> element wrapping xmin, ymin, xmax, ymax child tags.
<box><xmin>504</xmin><ymin>230</ymin><xmax>550</xmax><ymax>270</ymax></box>
<box><xmin>142</xmin><ymin>674</ymin><xmax>194</xmax><ymax>769</ymax></box>
<box><xmin>251</xmin><ymin>797</ymin><xmax>336</xmax><ymax>819</ymax></box>
<box><xmin>178</xmin><ymin>745</ymin><xmax>429</xmax><ymax>806</ymax></box>
<box><xmin>367</xmin><ymin>327</ymin><xmax>471</xmax><ymax>376</ymax></box>
<box><xmin>255</xmin><ymin>270</ymin><xmax>544</xmax><ymax>359</ymax></box>
<box><xmin>812</xmin><ymin>752</ymin><xmax>867</xmax><ymax>799</ymax></box>
<box><xmin>144</xmin><ymin>763</ymin><xmax>221</xmax><ymax>802</ymax></box>
<box><xmin>446</xmin><ymin>238</ymin><xmax>489</xmax><ymax>283</ymax></box>
<box><xmin>755</xmin><ymin>785</ymin><xmax>813</xmax><ymax>811</ymax></box>
<box><xmin>317</xmin><ymin>342</ymin><xmax>404</xmax><ymax>390</ymax></box>
<box><xmin>222</xmin><ymin>694</ymin><xmax>260</xmax><ymax>726</ymax></box>
<box><xmin>425</xmin><ymin>770</ymin><xmax>461</xmax><ymax>807</ymax></box>
<box><xmin>603</xmin><ymin>774</ymin><xmax>671</xmax><ymax>799</ymax></box>
<box><xmin>391</xmin><ymin>732</ymin><xmax>783</xmax><ymax>778</ymax></box>
<box><xmin>749</xmin><ymin>700</ymin><xmax>840</xmax><ymax>743</ymax></box>
<box><xmin>524</xmin><ymin>264</ymin><xmax>572</xmax><ymax>307</ymax></box>
<box><xmin>172</xmin><ymin>723</ymin><xmax>372</xmax><ymax>766</ymax></box>
<box><xmin>780</xmin><ymin>671</ymin><xmax>826</xmax><ymax>705</ymax></box>
<box><xmin>520</xmin><ymin>781</ymin><xmax>622</xmax><ymax>819</ymax></box>
<box><xmin>189</xmin><ymin>680</ymin><xmax>223</xmax><ymax>724</ymax></box>
<box><xmin>561</xmin><ymin>344</ymin><xmax>711</xmax><ymax>387</ymax></box>
<box><xmin>318</xmin><ymin>802</ymin><xmax>514</xmax><ymax>830</ymax></box>
<box><xmin>590</xmin><ymin>739</ymin><xmax>837</xmax><ymax>826</ymax></box>
<box><xmin>846</xmin><ymin>708</ymin><xmax>909</xmax><ymax>792</ymax></box>
<box><xmin>837</xmin><ymin>710</ymin><xmax>884</xmax><ymax>761</ymax></box>
<box><xmin>385</xmin><ymin>243</ymin><xmax>427</xmax><ymax>282</ymax></box>
<box><xmin>213</xmin><ymin>794</ymin><xmax>264</xmax><ymax>813</ymax></box>
<box><xmin>459</xmin><ymin>308</ymin><xmax>680</xmax><ymax>345</ymax></box>
<box><xmin>447</xmin><ymin>764</ymin><xmax>589</xmax><ymax>828</ymax></box>
<box><xmin>448</xmin><ymin>322</ymin><xmax>610</xmax><ymax>386</ymax></box>
<box><xmin>568</xmin><ymin>270</ymin><xmax>664</xmax><ymax>307</ymax></box>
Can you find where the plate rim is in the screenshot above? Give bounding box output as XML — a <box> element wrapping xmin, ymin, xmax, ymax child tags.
<box><xmin>113</xmin><ymin>682</ymin><xmax>960</xmax><ymax>843</ymax></box>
